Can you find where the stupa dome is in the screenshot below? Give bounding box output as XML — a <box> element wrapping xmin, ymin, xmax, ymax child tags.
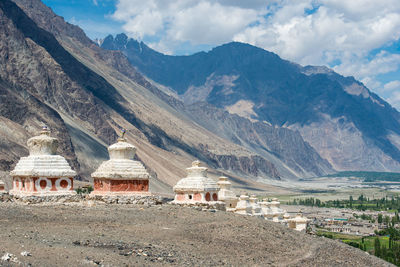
<box><xmin>10</xmin><ymin>126</ymin><xmax>76</xmax><ymax>178</ymax></box>
<box><xmin>91</xmin><ymin>137</ymin><xmax>149</xmax><ymax>180</ymax></box>
<box><xmin>173</xmin><ymin>161</ymin><xmax>219</xmax><ymax>192</ymax></box>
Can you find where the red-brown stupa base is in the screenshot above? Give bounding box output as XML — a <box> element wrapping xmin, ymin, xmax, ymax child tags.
<box><xmin>10</xmin><ymin>176</ymin><xmax>75</xmax><ymax>196</ymax></box>
<box><xmin>173</xmin><ymin>191</ymin><xmax>219</xmax><ymax>203</ymax></box>
<box><xmin>91</xmin><ymin>178</ymin><xmax>151</xmax><ymax>196</ymax></box>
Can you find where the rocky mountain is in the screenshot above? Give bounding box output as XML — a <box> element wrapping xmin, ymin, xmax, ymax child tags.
<box><xmin>101</xmin><ymin>34</ymin><xmax>400</xmax><ymax>172</ymax></box>
<box><xmin>0</xmin><ymin>0</ymin><xmax>337</xmax><ymax>195</ymax></box>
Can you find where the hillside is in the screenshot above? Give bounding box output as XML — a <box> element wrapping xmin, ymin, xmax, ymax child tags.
<box><xmin>101</xmin><ymin>34</ymin><xmax>400</xmax><ymax>172</ymax></box>
<box><xmin>0</xmin><ymin>0</ymin><xmax>334</xmax><ymax>193</ymax></box>
<box><xmin>0</xmin><ymin>203</ymin><xmax>391</xmax><ymax>266</ymax></box>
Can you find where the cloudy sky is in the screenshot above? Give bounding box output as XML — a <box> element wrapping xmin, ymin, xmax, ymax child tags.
<box><xmin>43</xmin><ymin>0</ymin><xmax>400</xmax><ymax>109</ymax></box>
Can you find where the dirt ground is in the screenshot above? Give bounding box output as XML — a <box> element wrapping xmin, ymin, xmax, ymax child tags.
<box><xmin>0</xmin><ymin>202</ymin><xmax>392</xmax><ymax>266</ymax></box>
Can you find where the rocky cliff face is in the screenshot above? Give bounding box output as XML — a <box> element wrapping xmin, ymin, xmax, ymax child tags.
<box><xmin>101</xmin><ymin>34</ymin><xmax>400</xmax><ymax>172</ymax></box>
<box><xmin>186</xmin><ymin>103</ymin><xmax>333</xmax><ymax>178</ymax></box>
<box><xmin>0</xmin><ymin>0</ymin><xmax>325</xmax><ymax>192</ymax></box>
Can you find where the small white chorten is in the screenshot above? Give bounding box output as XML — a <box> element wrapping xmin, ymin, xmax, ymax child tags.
<box><xmin>259</xmin><ymin>198</ymin><xmax>274</xmax><ymax>220</ymax></box>
<box><xmin>283</xmin><ymin>213</ymin><xmax>291</xmax><ymax>222</ymax></box>
<box><xmin>91</xmin><ymin>130</ymin><xmax>150</xmax><ymax>196</ymax></box>
<box><xmin>217</xmin><ymin>176</ymin><xmax>238</xmax><ymax>211</ymax></box>
<box><xmin>234</xmin><ymin>195</ymin><xmax>252</xmax><ymax>215</ymax></box>
<box><xmin>10</xmin><ymin>126</ymin><xmax>76</xmax><ymax>196</ymax></box>
<box><xmin>270</xmin><ymin>197</ymin><xmax>286</xmax><ymax>222</ymax></box>
<box><xmin>288</xmin><ymin>213</ymin><xmax>310</xmax><ymax>231</ymax></box>
<box><xmin>173</xmin><ymin>160</ymin><xmax>220</xmax><ymax>204</ymax></box>
<box><xmin>249</xmin><ymin>195</ymin><xmax>263</xmax><ymax>216</ymax></box>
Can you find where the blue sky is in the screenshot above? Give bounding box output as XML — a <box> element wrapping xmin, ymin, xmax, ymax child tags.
<box><xmin>43</xmin><ymin>0</ymin><xmax>400</xmax><ymax>110</ymax></box>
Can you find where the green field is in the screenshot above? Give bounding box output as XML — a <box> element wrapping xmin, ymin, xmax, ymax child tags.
<box><xmin>325</xmin><ymin>171</ymin><xmax>400</xmax><ymax>182</ymax></box>
<box><xmin>317</xmin><ymin>230</ymin><xmax>388</xmax><ymax>251</ymax></box>
<box><xmin>276</xmin><ymin>188</ymin><xmax>390</xmax><ymax>203</ymax></box>
<box><xmin>317</xmin><ymin>230</ymin><xmax>400</xmax><ymax>265</ymax></box>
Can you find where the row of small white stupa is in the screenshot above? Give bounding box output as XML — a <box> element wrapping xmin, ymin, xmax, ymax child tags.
<box><xmin>171</xmin><ymin>160</ymin><xmax>309</xmax><ymax>230</ymax></box>
<box><xmin>0</xmin><ymin>126</ymin><xmax>309</xmax><ymax>231</ymax></box>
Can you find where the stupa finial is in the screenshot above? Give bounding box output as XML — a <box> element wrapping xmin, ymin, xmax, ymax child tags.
<box><xmin>40</xmin><ymin>125</ymin><xmax>50</xmax><ymax>136</ymax></box>
<box><xmin>117</xmin><ymin>128</ymin><xmax>126</xmax><ymax>142</ymax></box>
<box><xmin>192</xmin><ymin>160</ymin><xmax>201</xmax><ymax>167</ymax></box>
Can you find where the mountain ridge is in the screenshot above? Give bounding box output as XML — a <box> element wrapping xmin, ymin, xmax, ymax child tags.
<box><xmin>101</xmin><ymin>33</ymin><xmax>400</xmax><ymax>172</ymax></box>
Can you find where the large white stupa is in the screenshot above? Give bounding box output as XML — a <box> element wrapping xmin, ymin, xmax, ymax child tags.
<box><xmin>91</xmin><ymin>130</ymin><xmax>151</xmax><ymax>196</ymax></box>
<box><xmin>10</xmin><ymin>126</ymin><xmax>76</xmax><ymax>196</ymax></box>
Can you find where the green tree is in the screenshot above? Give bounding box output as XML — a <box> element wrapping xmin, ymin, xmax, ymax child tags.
<box><xmin>374</xmin><ymin>237</ymin><xmax>381</xmax><ymax>257</ymax></box>
<box><xmin>378</xmin><ymin>214</ymin><xmax>383</xmax><ymax>224</ymax></box>
<box><xmin>385</xmin><ymin>215</ymin><xmax>391</xmax><ymax>226</ymax></box>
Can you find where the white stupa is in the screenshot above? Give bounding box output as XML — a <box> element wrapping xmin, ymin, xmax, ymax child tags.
<box><xmin>234</xmin><ymin>195</ymin><xmax>252</xmax><ymax>215</ymax></box>
<box><xmin>270</xmin><ymin>198</ymin><xmax>286</xmax><ymax>222</ymax></box>
<box><xmin>10</xmin><ymin>126</ymin><xmax>76</xmax><ymax>196</ymax></box>
<box><xmin>173</xmin><ymin>160</ymin><xmax>220</xmax><ymax>204</ymax></box>
<box><xmin>91</xmin><ymin>130</ymin><xmax>151</xmax><ymax>196</ymax></box>
<box><xmin>249</xmin><ymin>195</ymin><xmax>263</xmax><ymax>217</ymax></box>
<box><xmin>217</xmin><ymin>176</ymin><xmax>238</xmax><ymax>211</ymax></box>
<box><xmin>288</xmin><ymin>213</ymin><xmax>310</xmax><ymax>231</ymax></box>
<box><xmin>259</xmin><ymin>198</ymin><xmax>274</xmax><ymax>220</ymax></box>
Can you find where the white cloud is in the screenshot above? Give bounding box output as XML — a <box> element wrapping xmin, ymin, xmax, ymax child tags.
<box><xmin>387</xmin><ymin>91</ymin><xmax>400</xmax><ymax>110</ymax></box>
<box><xmin>112</xmin><ymin>0</ymin><xmax>265</xmax><ymax>52</ymax></box>
<box><xmin>112</xmin><ymin>0</ymin><xmax>400</xmax><ymax>96</ymax></box>
<box><xmin>380</xmin><ymin>80</ymin><xmax>400</xmax><ymax>110</ymax></box>
<box><xmin>384</xmin><ymin>80</ymin><xmax>400</xmax><ymax>93</ymax></box>
<box><xmin>334</xmin><ymin>52</ymin><xmax>400</xmax><ymax>78</ymax></box>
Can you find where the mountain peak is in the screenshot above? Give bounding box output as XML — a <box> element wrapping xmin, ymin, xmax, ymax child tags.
<box><xmin>100</xmin><ymin>35</ymin><xmax>400</xmax><ymax>173</ymax></box>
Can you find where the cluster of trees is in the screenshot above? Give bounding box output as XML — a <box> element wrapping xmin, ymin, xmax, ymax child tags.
<box><xmin>374</xmin><ymin>228</ymin><xmax>400</xmax><ymax>265</ymax></box>
<box><xmin>288</xmin><ymin>195</ymin><xmax>400</xmax><ymax>211</ymax></box>
<box><xmin>318</xmin><ymin>229</ymin><xmax>400</xmax><ymax>265</ymax></box>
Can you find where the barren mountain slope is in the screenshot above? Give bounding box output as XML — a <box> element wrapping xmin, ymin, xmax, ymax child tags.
<box><xmin>103</xmin><ymin>34</ymin><xmax>400</xmax><ymax>172</ymax></box>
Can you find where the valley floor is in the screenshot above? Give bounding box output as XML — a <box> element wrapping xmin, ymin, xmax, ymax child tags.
<box><xmin>0</xmin><ymin>202</ymin><xmax>391</xmax><ymax>266</ymax></box>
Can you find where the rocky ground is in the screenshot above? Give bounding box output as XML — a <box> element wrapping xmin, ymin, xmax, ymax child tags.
<box><xmin>0</xmin><ymin>202</ymin><xmax>392</xmax><ymax>266</ymax></box>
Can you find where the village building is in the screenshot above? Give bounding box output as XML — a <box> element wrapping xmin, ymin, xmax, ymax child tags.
<box><xmin>173</xmin><ymin>161</ymin><xmax>220</xmax><ymax>204</ymax></box>
<box><xmin>10</xmin><ymin>126</ymin><xmax>76</xmax><ymax>196</ymax></box>
<box><xmin>91</xmin><ymin>132</ymin><xmax>151</xmax><ymax>196</ymax></box>
<box><xmin>217</xmin><ymin>176</ymin><xmax>238</xmax><ymax>211</ymax></box>
<box><xmin>234</xmin><ymin>195</ymin><xmax>253</xmax><ymax>215</ymax></box>
<box><xmin>328</xmin><ymin>225</ymin><xmax>351</xmax><ymax>233</ymax></box>
<box><xmin>288</xmin><ymin>213</ymin><xmax>310</xmax><ymax>231</ymax></box>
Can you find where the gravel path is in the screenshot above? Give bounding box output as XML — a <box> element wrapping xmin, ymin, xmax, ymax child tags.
<box><xmin>0</xmin><ymin>202</ymin><xmax>392</xmax><ymax>266</ymax></box>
